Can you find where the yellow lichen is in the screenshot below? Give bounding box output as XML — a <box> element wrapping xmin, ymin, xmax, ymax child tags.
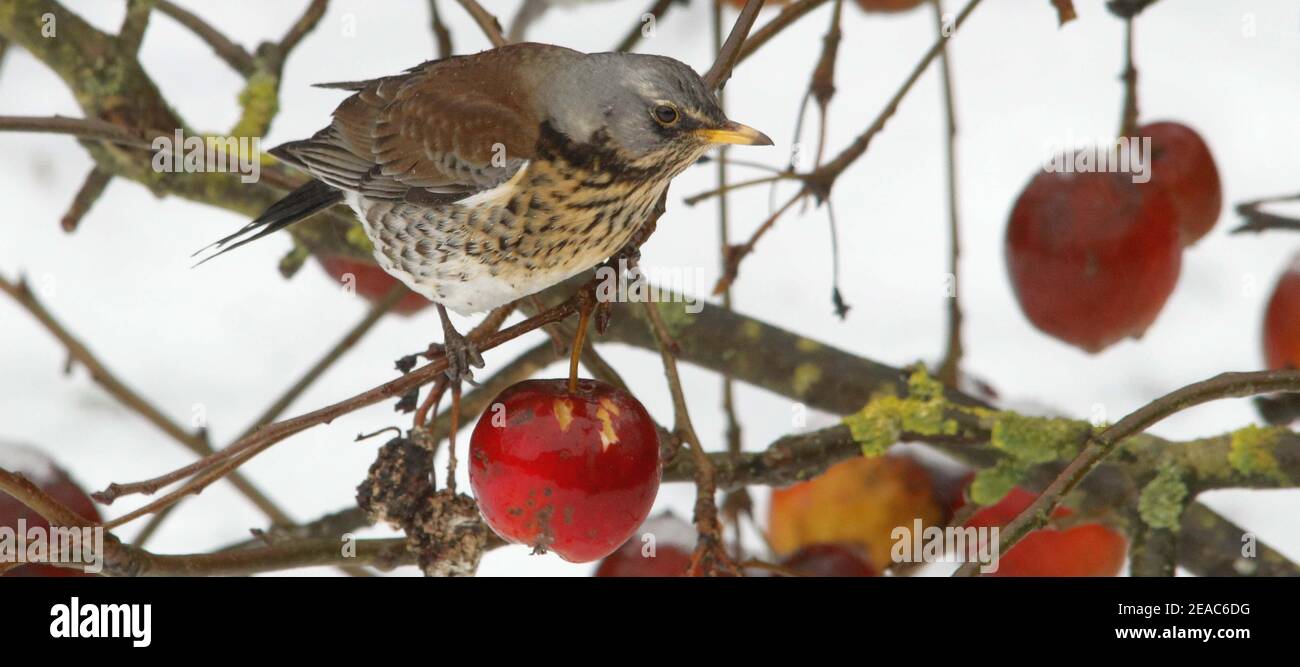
<box><xmin>231</xmin><ymin>69</ymin><xmax>280</xmax><ymax>139</ymax></box>
<box><xmin>796</xmin><ymin>338</ymin><xmax>821</xmax><ymax>353</ymax></box>
<box><xmin>969</xmin><ymin>459</ymin><xmax>1026</xmax><ymax>506</ymax></box>
<box><xmin>990</xmin><ymin>412</ymin><xmax>1090</xmax><ymax>465</ymax></box>
<box><xmin>1228</xmin><ymin>425</ymin><xmax>1285</xmax><ymax>481</ymax></box>
<box><xmin>1138</xmin><ymin>463</ymin><xmax>1188</xmax><ymax>531</ymax></box>
<box><xmin>842</xmin><ymin>367</ymin><xmax>959</xmax><ymax>457</ymax></box>
<box><xmin>792</xmin><ymin>363</ymin><xmax>822</xmax><ymax>398</ymax></box>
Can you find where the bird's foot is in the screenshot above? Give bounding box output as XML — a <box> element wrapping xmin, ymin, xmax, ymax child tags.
<box><xmin>434</xmin><ymin>305</ymin><xmax>484</xmax><ymax>385</ymax></box>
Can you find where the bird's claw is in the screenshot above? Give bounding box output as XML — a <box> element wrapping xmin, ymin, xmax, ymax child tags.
<box><xmin>439</xmin><ymin>330</ymin><xmax>484</xmax><ymax>386</ymax></box>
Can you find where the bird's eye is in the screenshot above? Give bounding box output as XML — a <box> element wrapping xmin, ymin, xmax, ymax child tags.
<box><xmin>652</xmin><ymin>104</ymin><xmax>679</xmax><ymax>126</ymax></box>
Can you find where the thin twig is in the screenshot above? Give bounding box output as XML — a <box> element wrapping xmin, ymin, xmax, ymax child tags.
<box><xmin>734</xmin><ymin>0</ymin><xmax>833</xmax><ymax>66</ymax></box>
<box><xmin>132</xmin><ymin>284</ymin><xmax>405</xmax><ymax>552</ymax></box>
<box><xmin>931</xmin><ymin>0</ymin><xmax>964</xmax><ymax>386</ymax></box>
<box><xmin>428</xmin><ymin>0</ymin><xmax>454</xmax><ymax>59</ymax></box>
<box><xmin>1232</xmin><ymin>192</ymin><xmax>1300</xmax><ymax>235</ymax></box>
<box><xmin>702</xmin><ymin>0</ymin><xmax>766</xmax><ymax>91</ymax></box>
<box><xmin>155</xmin><ymin>0</ymin><xmax>255</xmax><ymax>75</ymax></box>
<box><xmin>0</xmin><ymin>115</ymin><xmax>153</xmax><ymax>148</ymax></box>
<box><xmin>713</xmin><ymin>0</ymin><xmax>749</xmax><ymax>561</ymax></box>
<box><xmin>94</xmin><ymin>297</ymin><xmax>581</xmax><ymax>528</ymax></box>
<box><xmin>1118</xmin><ymin>15</ymin><xmax>1138</xmax><ymax>137</ymax></box>
<box><xmin>639</xmin><ymin>292</ymin><xmax>733</xmax><ymax>576</ymax></box>
<box><xmin>711</xmin><ymin>0</ymin><xmax>985</xmax><ymax>289</ymax></box>
<box><xmin>454</xmin><ymin>0</ymin><xmax>508</xmax><ymax>47</ymax></box>
<box><xmin>0</xmin><ymin>273</ymin><xmax>291</xmax><ymax>526</ymax></box>
<box><xmin>615</xmin><ymin>0</ymin><xmax>676</xmax><ymax>53</ymax></box>
<box><xmin>245</xmin><ymin>285</ymin><xmax>406</xmax><ymax>436</ymax></box>
<box><xmin>59</xmin><ymin>167</ymin><xmax>112</xmax><ymax>233</ymax></box>
<box><xmin>279</xmin><ymin>0</ymin><xmax>328</xmax><ymax>56</ymax></box>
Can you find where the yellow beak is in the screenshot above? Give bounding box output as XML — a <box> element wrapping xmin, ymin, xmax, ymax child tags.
<box><xmin>694</xmin><ymin>121</ymin><xmax>774</xmax><ymax>146</ymax></box>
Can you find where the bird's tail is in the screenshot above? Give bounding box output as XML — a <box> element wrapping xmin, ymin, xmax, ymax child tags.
<box><xmin>192</xmin><ymin>180</ymin><xmax>343</xmax><ymax>266</ymax></box>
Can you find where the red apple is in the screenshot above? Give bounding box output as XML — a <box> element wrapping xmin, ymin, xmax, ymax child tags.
<box><xmin>316</xmin><ymin>255</ymin><xmax>431</xmax><ymax>315</ymax></box>
<box><xmin>593</xmin><ymin>513</ymin><xmax>694</xmax><ymax>577</ymax></box>
<box><xmin>1264</xmin><ymin>255</ymin><xmax>1300</xmax><ymax>370</ymax></box>
<box><xmin>962</xmin><ymin>486</ymin><xmax>1127</xmax><ymax>577</ymax></box>
<box><xmin>1006</xmin><ymin>167</ymin><xmax>1182</xmax><ymax>353</ymax></box>
<box><xmin>1141</xmin><ymin>121</ymin><xmax>1221</xmax><ymax>245</ymax></box>
<box><xmin>780</xmin><ymin>543</ymin><xmax>878</xmax><ymax>577</ymax></box>
<box><xmin>469</xmin><ymin>379</ymin><xmax>661</xmax><ymax>563</ymax></box>
<box><xmin>1</xmin><ymin>444</ymin><xmax>101</xmax><ymax>577</ymax></box>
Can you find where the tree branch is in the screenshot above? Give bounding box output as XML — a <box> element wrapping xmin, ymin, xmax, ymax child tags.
<box><xmin>454</xmin><ymin>0</ymin><xmax>508</xmax><ymax>47</ymax></box>
<box><xmin>955</xmin><ymin>370</ymin><xmax>1300</xmax><ymax>576</ymax></box>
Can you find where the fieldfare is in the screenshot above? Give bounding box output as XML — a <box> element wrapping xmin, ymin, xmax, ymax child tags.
<box><xmin>197</xmin><ymin>42</ymin><xmax>772</xmax><ymax>380</ymax></box>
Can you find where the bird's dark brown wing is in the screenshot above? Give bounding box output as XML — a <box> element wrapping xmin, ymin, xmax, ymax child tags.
<box><xmin>274</xmin><ymin>46</ymin><xmax>562</xmax><ymax>201</ymax></box>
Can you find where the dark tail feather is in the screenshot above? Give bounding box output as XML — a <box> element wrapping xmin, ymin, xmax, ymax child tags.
<box><xmin>192</xmin><ymin>180</ymin><xmax>343</xmax><ymax>266</ymax></box>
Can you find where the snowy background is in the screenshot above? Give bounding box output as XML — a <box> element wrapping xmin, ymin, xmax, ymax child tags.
<box><xmin>2</xmin><ymin>0</ymin><xmax>1298</xmax><ymax>576</ymax></box>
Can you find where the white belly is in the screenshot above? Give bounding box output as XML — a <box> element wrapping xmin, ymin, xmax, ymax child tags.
<box><xmin>343</xmin><ymin>190</ymin><xmax>584</xmax><ymax>316</ymax></box>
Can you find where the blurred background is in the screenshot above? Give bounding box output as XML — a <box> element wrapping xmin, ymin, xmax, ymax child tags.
<box><xmin>1</xmin><ymin>0</ymin><xmax>1298</xmax><ymax>575</ymax></box>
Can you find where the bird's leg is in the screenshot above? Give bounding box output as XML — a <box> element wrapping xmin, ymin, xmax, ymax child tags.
<box><xmin>567</xmin><ymin>290</ymin><xmax>597</xmax><ymax>393</ymax></box>
<box><xmin>436</xmin><ymin>304</ymin><xmax>484</xmax><ymax>384</ymax></box>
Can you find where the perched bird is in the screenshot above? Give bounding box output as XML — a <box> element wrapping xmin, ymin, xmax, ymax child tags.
<box><xmin>197</xmin><ymin>43</ymin><xmax>772</xmax><ymax>380</ymax></box>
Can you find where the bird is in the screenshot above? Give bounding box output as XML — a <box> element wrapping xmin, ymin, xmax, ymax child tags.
<box><xmin>195</xmin><ymin>42</ymin><xmax>772</xmax><ymax>381</ymax></box>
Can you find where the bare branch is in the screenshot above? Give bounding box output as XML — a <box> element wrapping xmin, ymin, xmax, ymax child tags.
<box><xmin>703</xmin><ymin>0</ymin><xmax>766</xmax><ymax>91</ymax></box>
<box><xmin>955</xmin><ymin>370</ymin><xmax>1300</xmax><ymax>576</ymax></box>
<box><xmin>428</xmin><ymin>0</ymin><xmax>454</xmax><ymax>59</ymax></box>
<box><xmin>454</xmin><ymin>0</ymin><xmax>508</xmax><ymax>47</ymax></box>
<box><xmin>155</xmin><ymin>0</ymin><xmax>255</xmax><ymax>75</ymax></box>
<box><xmin>279</xmin><ymin>0</ymin><xmax>329</xmax><ymax>55</ymax></box>
<box><xmin>615</xmin><ymin>0</ymin><xmax>675</xmax><ymax>53</ymax></box>
<box><xmin>59</xmin><ymin>167</ymin><xmax>112</xmax><ymax>233</ymax></box>
<box><xmin>0</xmin><ymin>114</ymin><xmax>153</xmax><ymax>148</ymax></box>
<box><xmin>0</xmin><ymin>272</ymin><xmax>293</xmax><ymax>526</ymax></box>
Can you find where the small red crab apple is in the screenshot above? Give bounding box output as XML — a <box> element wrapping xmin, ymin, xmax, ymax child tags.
<box><xmin>594</xmin><ymin>512</ymin><xmax>695</xmax><ymax>577</ymax></box>
<box><xmin>1006</xmin><ymin>167</ymin><xmax>1182</xmax><ymax>353</ymax></box>
<box><xmin>469</xmin><ymin>379</ymin><xmax>661</xmax><ymax>563</ymax></box>
<box><xmin>1264</xmin><ymin>254</ymin><xmax>1300</xmax><ymax>370</ymax></box>
<box><xmin>1141</xmin><ymin>121</ymin><xmax>1221</xmax><ymax>246</ymax></box>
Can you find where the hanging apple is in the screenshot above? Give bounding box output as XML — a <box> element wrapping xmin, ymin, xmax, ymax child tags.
<box><xmin>469</xmin><ymin>379</ymin><xmax>661</xmax><ymax>563</ymax></box>
<box><xmin>1005</xmin><ymin>167</ymin><xmax>1182</xmax><ymax>353</ymax></box>
<box><xmin>1263</xmin><ymin>254</ymin><xmax>1300</xmax><ymax>370</ymax></box>
<box><xmin>1141</xmin><ymin>121</ymin><xmax>1221</xmax><ymax>246</ymax></box>
<box><xmin>593</xmin><ymin>512</ymin><xmax>694</xmax><ymax>577</ymax></box>
<box><xmin>958</xmin><ymin>485</ymin><xmax>1127</xmax><ymax>577</ymax></box>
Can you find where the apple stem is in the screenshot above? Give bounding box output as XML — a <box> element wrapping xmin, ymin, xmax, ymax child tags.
<box><xmin>1118</xmin><ymin>16</ymin><xmax>1139</xmax><ymax>137</ymax></box>
<box><xmin>568</xmin><ymin>303</ymin><xmax>593</xmax><ymax>394</ymax></box>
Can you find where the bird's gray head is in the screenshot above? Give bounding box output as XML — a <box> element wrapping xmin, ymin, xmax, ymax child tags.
<box><xmin>539</xmin><ymin>52</ymin><xmax>772</xmax><ymax>162</ymax></box>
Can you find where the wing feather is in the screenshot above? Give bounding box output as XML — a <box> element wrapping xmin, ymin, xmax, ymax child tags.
<box><xmin>274</xmin><ymin>44</ymin><xmax>580</xmax><ymax>202</ymax></box>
